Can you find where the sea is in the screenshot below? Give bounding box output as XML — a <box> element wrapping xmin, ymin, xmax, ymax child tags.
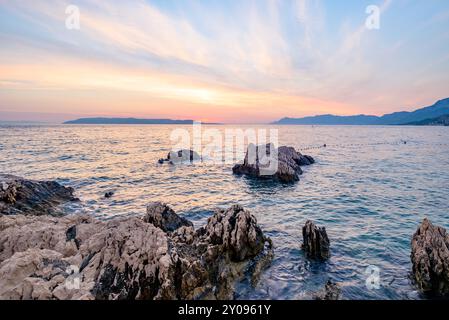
<box><xmin>1</xmin><ymin>124</ymin><xmax>448</xmax><ymax>300</ymax></box>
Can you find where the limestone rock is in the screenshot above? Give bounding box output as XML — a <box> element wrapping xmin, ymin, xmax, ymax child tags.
<box><xmin>0</xmin><ymin>203</ymin><xmax>272</xmax><ymax>300</ymax></box>
<box><xmin>202</xmin><ymin>205</ymin><xmax>266</xmax><ymax>262</ymax></box>
<box><xmin>0</xmin><ymin>174</ymin><xmax>78</xmax><ymax>216</ymax></box>
<box><xmin>411</xmin><ymin>218</ymin><xmax>449</xmax><ymax>296</ymax></box>
<box><xmin>159</xmin><ymin>150</ymin><xmax>201</xmax><ymax>165</ymax></box>
<box><xmin>302</xmin><ymin>220</ymin><xmax>330</xmax><ymax>260</ymax></box>
<box><xmin>232</xmin><ymin>144</ymin><xmax>314</xmax><ymax>183</ymax></box>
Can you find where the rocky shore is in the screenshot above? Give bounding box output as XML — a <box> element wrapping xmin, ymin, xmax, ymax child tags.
<box><xmin>2</xmin><ymin>174</ymin><xmax>449</xmax><ymax>300</ymax></box>
<box><xmin>0</xmin><ymin>175</ymin><xmax>273</xmax><ymax>300</ymax></box>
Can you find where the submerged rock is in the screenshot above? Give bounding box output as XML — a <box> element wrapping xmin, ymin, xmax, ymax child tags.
<box><xmin>313</xmin><ymin>280</ymin><xmax>341</xmax><ymax>300</ymax></box>
<box><xmin>0</xmin><ymin>202</ymin><xmax>272</xmax><ymax>300</ymax></box>
<box><xmin>411</xmin><ymin>218</ymin><xmax>449</xmax><ymax>296</ymax></box>
<box><xmin>232</xmin><ymin>144</ymin><xmax>314</xmax><ymax>183</ymax></box>
<box><xmin>144</xmin><ymin>202</ymin><xmax>193</xmax><ymax>232</ymax></box>
<box><xmin>104</xmin><ymin>191</ymin><xmax>114</xmax><ymax>198</ymax></box>
<box><xmin>0</xmin><ymin>174</ymin><xmax>78</xmax><ymax>216</ymax></box>
<box><xmin>302</xmin><ymin>220</ymin><xmax>330</xmax><ymax>260</ymax></box>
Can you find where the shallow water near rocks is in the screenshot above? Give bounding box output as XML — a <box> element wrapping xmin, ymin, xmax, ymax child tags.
<box><xmin>1</xmin><ymin>124</ymin><xmax>448</xmax><ymax>300</ymax></box>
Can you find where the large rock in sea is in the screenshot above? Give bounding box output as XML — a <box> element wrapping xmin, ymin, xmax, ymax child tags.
<box><xmin>0</xmin><ymin>174</ymin><xmax>78</xmax><ymax>216</ymax></box>
<box><xmin>0</xmin><ymin>195</ymin><xmax>273</xmax><ymax>299</ymax></box>
<box><xmin>411</xmin><ymin>218</ymin><xmax>449</xmax><ymax>296</ymax></box>
<box><xmin>232</xmin><ymin>144</ymin><xmax>314</xmax><ymax>183</ymax></box>
<box><xmin>302</xmin><ymin>220</ymin><xmax>330</xmax><ymax>260</ymax></box>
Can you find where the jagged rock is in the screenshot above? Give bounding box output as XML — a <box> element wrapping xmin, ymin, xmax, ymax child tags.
<box><xmin>144</xmin><ymin>202</ymin><xmax>193</xmax><ymax>233</ymax></box>
<box><xmin>313</xmin><ymin>280</ymin><xmax>341</xmax><ymax>300</ymax></box>
<box><xmin>411</xmin><ymin>218</ymin><xmax>449</xmax><ymax>296</ymax></box>
<box><xmin>232</xmin><ymin>144</ymin><xmax>314</xmax><ymax>183</ymax></box>
<box><xmin>158</xmin><ymin>149</ymin><xmax>201</xmax><ymax>165</ymax></box>
<box><xmin>302</xmin><ymin>220</ymin><xmax>330</xmax><ymax>260</ymax></box>
<box><xmin>0</xmin><ymin>174</ymin><xmax>78</xmax><ymax>216</ymax></box>
<box><xmin>202</xmin><ymin>205</ymin><xmax>266</xmax><ymax>262</ymax></box>
<box><xmin>0</xmin><ymin>203</ymin><xmax>272</xmax><ymax>300</ymax></box>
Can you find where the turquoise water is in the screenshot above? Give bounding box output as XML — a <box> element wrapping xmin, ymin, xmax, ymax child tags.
<box><xmin>1</xmin><ymin>124</ymin><xmax>449</xmax><ymax>300</ymax></box>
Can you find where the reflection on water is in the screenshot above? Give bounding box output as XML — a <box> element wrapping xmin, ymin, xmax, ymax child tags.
<box><xmin>1</xmin><ymin>124</ymin><xmax>449</xmax><ymax>300</ymax></box>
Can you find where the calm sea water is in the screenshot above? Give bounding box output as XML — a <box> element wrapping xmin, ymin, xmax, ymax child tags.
<box><xmin>1</xmin><ymin>124</ymin><xmax>449</xmax><ymax>300</ymax></box>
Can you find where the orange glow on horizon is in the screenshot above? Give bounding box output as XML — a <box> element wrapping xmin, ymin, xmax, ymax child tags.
<box><xmin>0</xmin><ymin>57</ymin><xmax>362</xmax><ymax>123</ymax></box>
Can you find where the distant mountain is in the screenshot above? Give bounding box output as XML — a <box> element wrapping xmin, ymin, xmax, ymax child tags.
<box><xmin>404</xmin><ymin>114</ymin><xmax>449</xmax><ymax>126</ymax></box>
<box><xmin>273</xmin><ymin>98</ymin><xmax>449</xmax><ymax>125</ymax></box>
<box><xmin>274</xmin><ymin>114</ymin><xmax>380</xmax><ymax>125</ymax></box>
<box><xmin>64</xmin><ymin>117</ymin><xmax>219</xmax><ymax>125</ymax></box>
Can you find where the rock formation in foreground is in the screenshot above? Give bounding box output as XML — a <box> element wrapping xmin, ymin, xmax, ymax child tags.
<box><xmin>0</xmin><ymin>174</ymin><xmax>78</xmax><ymax>216</ymax></box>
<box><xmin>232</xmin><ymin>144</ymin><xmax>314</xmax><ymax>183</ymax></box>
<box><xmin>411</xmin><ymin>218</ymin><xmax>449</xmax><ymax>296</ymax></box>
<box><xmin>313</xmin><ymin>280</ymin><xmax>341</xmax><ymax>300</ymax></box>
<box><xmin>302</xmin><ymin>220</ymin><xmax>330</xmax><ymax>260</ymax></box>
<box><xmin>158</xmin><ymin>149</ymin><xmax>201</xmax><ymax>165</ymax></box>
<box><xmin>0</xmin><ymin>184</ymin><xmax>273</xmax><ymax>300</ymax></box>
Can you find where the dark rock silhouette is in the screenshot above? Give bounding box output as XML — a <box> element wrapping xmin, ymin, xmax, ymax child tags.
<box><xmin>0</xmin><ymin>174</ymin><xmax>78</xmax><ymax>216</ymax></box>
<box><xmin>411</xmin><ymin>218</ymin><xmax>449</xmax><ymax>296</ymax></box>
<box><xmin>302</xmin><ymin>220</ymin><xmax>330</xmax><ymax>260</ymax></box>
<box><xmin>104</xmin><ymin>191</ymin><xmax>114</xmax><ymax>198</ymax></box>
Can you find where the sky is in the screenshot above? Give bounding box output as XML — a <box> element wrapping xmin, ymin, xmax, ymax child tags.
<box><xmin>0</xmin><ymin>0</ymin><xmax>449</xmax><ymax>123</ymax></box>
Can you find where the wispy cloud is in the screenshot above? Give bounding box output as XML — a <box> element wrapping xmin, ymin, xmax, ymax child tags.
<box><xmin>1</xmin><ymin>0</ymin><xmax>449</xmax><ymax>122</ymax></box>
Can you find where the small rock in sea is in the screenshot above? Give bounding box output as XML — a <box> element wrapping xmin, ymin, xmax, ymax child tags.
<box><xmin>411</xmin><ymin>218</ymin><xmax>449</xmax><ymax>296</ymax></box>
<box><xmin>158</xmin><ymin>149</ymin><xmax>201</xmax><ymax>165</ymax></box>
<box><xmin>104</xmin><ymin>191</ymin><xmax>114</xmax><ymax>198</ymax></box>
<box><xmin>144</xmin><ymin>202</ymin><xmax>193</xmax><ymax>232</ymax></box>
<box><xmin>313</xmin><ymin>280</ymin><xmax>341</xmax><ymax>300</ymax></box>
<box><xmin>168</xmin><ymin>149</ymin><xmax>201</xmax><ymax>163</ymax></box>
<box><xmin>0</xmin><ymin>174</ymin><xmax>78</xmax><ymax>216</ymax></box>
<box><xmin>232</xmin><ymin>143</ymin><xmax>315</xmax><ymax>183</ymax></box>
<box><xmin>302</xmin><ymin>220</ymin><xmax>330</xmax><ymax>260</ymax></box>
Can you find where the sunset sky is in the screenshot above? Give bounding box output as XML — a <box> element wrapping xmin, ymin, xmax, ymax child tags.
<box><xmin>1</xmin><ymin>0</ymin><xmax>449</xmax><ymax>123</ymax></box>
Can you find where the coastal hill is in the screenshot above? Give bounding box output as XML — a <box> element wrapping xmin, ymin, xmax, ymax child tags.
<box><xmin>404</xmin><ymin>114</ymin><xmax>449</xmax><ymax>126</ymax></box>
<box><xmin>273</xmin><ymin>98</ymin><xmax>449</xmax><ymax>125</ymax></box>
<box><xmin>64</xmin><ymin>117</ymin><xmax>219</xmax><ymax>125</ymax></box>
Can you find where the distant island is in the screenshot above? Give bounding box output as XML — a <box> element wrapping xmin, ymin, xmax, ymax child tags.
<box><xmin>64</xmin><ymin>117</ymin><xmax>220</xmax><ymax>125</ymax></box>
<box><xmin>273</xmin><ymin>98</ymin><xmax>449</xmax><ymax>125</ymax></box>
